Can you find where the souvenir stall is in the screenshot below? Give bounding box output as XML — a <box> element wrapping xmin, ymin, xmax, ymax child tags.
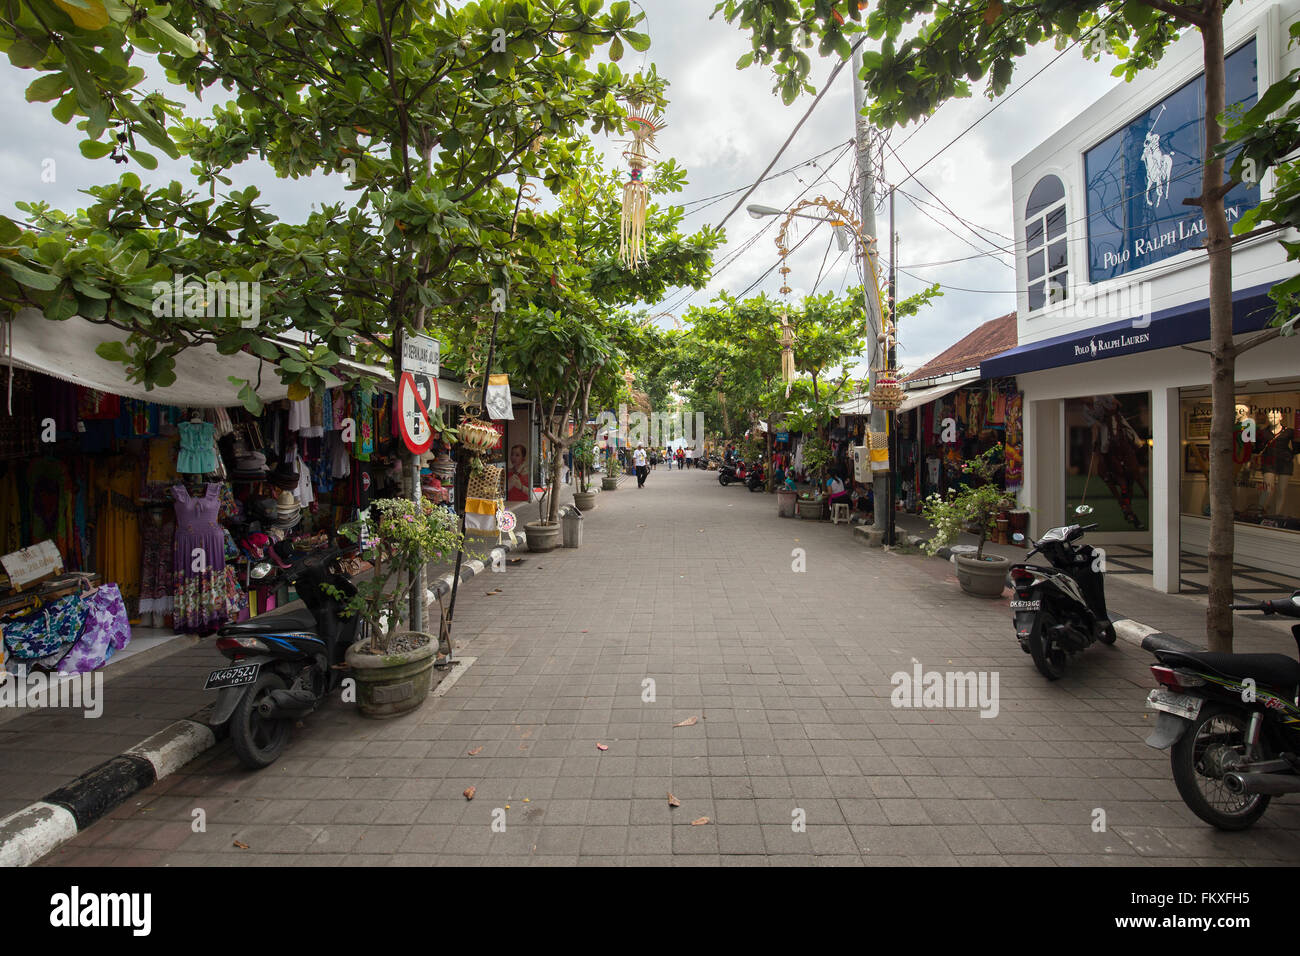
<box><xmin>0</xmin><ymin>358</ymin><xmax>397</xmax><ymax>678</ymax></box>
<box><xmin>903</xmin><ymin>377</ymin><xmax>1024</xmax><ymax>511</ymax></box>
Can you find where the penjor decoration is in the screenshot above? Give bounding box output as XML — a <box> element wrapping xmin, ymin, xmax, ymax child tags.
<box><xmin>619</xmin><ymin>99</ymin><xmax>666</xmax><ymax>271</ymax></box>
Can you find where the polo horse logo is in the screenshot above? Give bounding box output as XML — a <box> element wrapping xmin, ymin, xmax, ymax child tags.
<box><xmin>1142</xmin><ymin>106</ymin><xmax>1173</xmax><ymax>207</ymax></box>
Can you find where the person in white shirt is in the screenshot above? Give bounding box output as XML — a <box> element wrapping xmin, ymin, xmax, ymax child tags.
<box><xmin>633</xmin><ymin>443</ymin><xmax>649</xmax><ymax>488</ymax></box>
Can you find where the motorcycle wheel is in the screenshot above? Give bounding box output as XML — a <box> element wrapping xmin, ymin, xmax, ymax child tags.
<box><xmin>1171</xmin><ymin>702</ymin><xmax>1270</xmax><ymax>831</ymax></box>
<box><xmin>1029</xmin><ymin>611</ymin><xmax>1068</xmax><ymax>681</ymax></box>
<box><xmin>1098</xmin><ymin>621</ymin><xmax>1117</xmax><ymax>644</ymax></box>
<box><xmin>718</xmin><ymin>475</ymin><xmax>727</xmax><ymax>486</ymax></box>
<box><xmin>229</xmin><ymin>672</ymin><xmax>292</xmax><ymax>769</ymax></box>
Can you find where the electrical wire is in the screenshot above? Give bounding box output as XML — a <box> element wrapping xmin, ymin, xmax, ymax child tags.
<box><xmin>714</xmin><ymin>36</ymin><xmax>866</xmax><ymax>232</ymax></box>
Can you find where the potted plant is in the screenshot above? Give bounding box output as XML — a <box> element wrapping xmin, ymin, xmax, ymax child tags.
<box><xmin>920</xmin><ymin>444</ymin><xmax>1009</xmax><ymax>597</ymax></box>
<box><xmin>572</xmin><ymin>436</ymin><xmax>599</xmax><ymax>511</ymax></box>
<box><xmin>794</xmin><ymin>436</ymin><xmax>832</xmax><ymax>519</ymax></box>
<box><xmin>337</xmin><ymin>497</ymin><xmax>464</xmax><ymax>717</ymax></box>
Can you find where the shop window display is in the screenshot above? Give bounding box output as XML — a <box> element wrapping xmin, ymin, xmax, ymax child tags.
<box><xmin>1065</xmin><ymin>392</ymin><xmax>1151</xmax><ymax>531</ymax></box>
<box><xmin>1180</xmin><ymin>387</ymin><xmax>1300</xmax><ymax>532</ymax></box>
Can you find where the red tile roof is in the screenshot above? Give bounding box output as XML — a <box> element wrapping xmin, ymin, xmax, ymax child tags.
<box><xmin>903</xmin><ymin>312</ymin><xmax>1017</xmax><ymax>383</ymax></box>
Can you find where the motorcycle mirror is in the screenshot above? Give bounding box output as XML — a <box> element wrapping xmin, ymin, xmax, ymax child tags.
<box><xmin>250</xmin><ymin>561</ymin><xmax>274</xmax><ymax>581</ymax></box>
<box><xmin>1012</xmin><ymin>533</ymin><xmax>1025</xmax><ymax>543</ymax></box>
<box><xmin>1074</xmin><ymin>504</ymin><xmax>1094</xmax><ymax>516</ymax></box>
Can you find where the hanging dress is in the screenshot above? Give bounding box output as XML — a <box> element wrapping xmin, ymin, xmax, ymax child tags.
<box><xmin>138</xmin><ymin>508</ymin><xmax>175</xmax><ymax>627</ymax></box>
<box><xmin>176</xmin><ymin>420</ymin><xmax>217</xmax><ymax>475</ymax></box>
<box><xmin>94</xmin><ymin>458</ymin><xmax>142</xmax><ymax>609</ymax></box>
<box><xmin>171</xmin><ymin>483</ymin><xmax>234</xmax><ymax>635</ymax></box>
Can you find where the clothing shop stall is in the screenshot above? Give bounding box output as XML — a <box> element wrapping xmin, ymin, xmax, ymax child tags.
<box><xmin>0</xmin><ymin>311</ymin><xmax>400</xmax><ymax>680</ymax></box>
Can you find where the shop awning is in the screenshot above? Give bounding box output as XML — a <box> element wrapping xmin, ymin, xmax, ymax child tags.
<box><xmin>898</xmin><ymin>375</ymin><xmax>977</xmax><ymax>413</ymax></box>
<box><xmin>8</xmin><ymin>308</ymin><xmax>295</xmax><ymax>407</ymax></box>
<box><xmin>981</xmin><ymin>281</ymin><xmax>1276</xmax><ymax>379</ymax></box>
<box><xmin>835</xmin><ymin>395</ymin><xmax>872</xmax><ymax>416</ymax></box>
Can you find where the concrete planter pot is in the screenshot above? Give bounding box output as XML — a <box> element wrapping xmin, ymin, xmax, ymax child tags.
<box><xmin>601</xmin><ymin>476</ymin><xmax>619</xmax><ymax>491</ymax></box>
<box><xmin>777</xmin><ymin>488</ymin><xmax>797</xmax><ymax>518</ymax></box>
<box><xmin>345</xmin><ymin>631</ymin><xmax>436</xmax><ymax>719</ymax></box>
<box><xmin>524</xmin><ymin>520</ymin><xmax>561</xmax><ymax>552</ymax></box>
<box><xmin>955</xmin><ymin>553</ymin><xmax>1009</xmax><ymax>598</ymax></box>
<box><xmin>795</xmin><ymin>497</ymin><xmax>825</xmax><ymax>520</ymax></box>
<box><xmin>573</xmin><ymin>490</ymin><xmax>598</xmax><ymax>511</ymax></box>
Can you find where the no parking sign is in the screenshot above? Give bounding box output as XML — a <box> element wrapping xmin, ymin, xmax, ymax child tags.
<box><xmin>394</xmin><ymin>371</ymin><xmax>437</xmax><ymax>455</ymax></box>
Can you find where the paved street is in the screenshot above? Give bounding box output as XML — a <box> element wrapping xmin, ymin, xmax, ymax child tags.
<box><xmin>40</xmin><ymin>466</ymin><xmax>1300</xmax><ymax>866</ymax></box>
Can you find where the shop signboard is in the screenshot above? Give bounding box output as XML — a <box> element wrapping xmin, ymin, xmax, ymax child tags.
<box><xmin>1085</xmin><ymin>38</ymin><xmax>1258</xmax><ymax>283</ymax></box>
<box><xmin>1</xmin><ymin>540</ymin><xmax>63</xmax><ymax>589</ymax></box>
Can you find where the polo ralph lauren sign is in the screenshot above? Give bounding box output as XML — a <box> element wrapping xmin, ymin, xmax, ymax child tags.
<box><xmin>1073</xmin><ymin>330</ymin><xmax>1152</xmax><ymax>360</ymax></box>
<box><xmin>1085</xmin><ymin>38</ymin><xmax>1259</xmax><ymax>283</ymax></box>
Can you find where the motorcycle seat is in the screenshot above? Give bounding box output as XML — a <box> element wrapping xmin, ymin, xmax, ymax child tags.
<box><xmin>220</xmin><ymin>606</ymin><xmax>319</xmax><ymax>636</ymax></box>
<box><xmin>1154</xmin><ymin>648</ymin><xmax>1300</xmax><ymax>690</ymax></box>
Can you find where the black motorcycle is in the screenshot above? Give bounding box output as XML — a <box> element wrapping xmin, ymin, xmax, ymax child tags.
<box><xmin>1009</xmin><ymin>504</ymin><xmax>1116</xmax><ymax>680</ymax></box>
<box><xmin>1143</xmin><ymin>592</ymin><xmax>1300</xmax><ymax>830</ymax></box>
<box><xmin>205</xmin><ymin>549</ymin><xmax>358</xmax><ymax>769</ymax></box>
<box><xmin>745</xmin><ymin>463</ymin><xmax>765</xmax><ymax>492</ymax></box>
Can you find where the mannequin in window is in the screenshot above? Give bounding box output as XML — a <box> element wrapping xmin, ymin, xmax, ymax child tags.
<box><xmin>1256</xmin><ymin>409</ymin><xmax>1297</xmax><ymax>515</ymax></box>
<box><xmin>1232</xmin><ymin>403</ymin><xmax>1255</xmax><ymax>486</ymax></box>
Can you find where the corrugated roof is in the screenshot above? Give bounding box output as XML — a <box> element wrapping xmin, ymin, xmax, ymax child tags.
<box><xmin>902</xmin><ymin>312</ymin><xmax>1017</xmax><ymax>383</ymax></box>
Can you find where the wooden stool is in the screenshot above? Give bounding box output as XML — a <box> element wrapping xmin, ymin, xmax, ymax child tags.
<box><xmin>830</xmin><ymin>502</ymin><xmax>850</xmax><ymax>525</ymax></box>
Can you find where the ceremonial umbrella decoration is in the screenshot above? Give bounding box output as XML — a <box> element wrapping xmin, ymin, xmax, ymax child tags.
<box><xmin>619</xmin><ymin>98</ymin><xmax>666</xmax><ymax>271</ymax></box>
<box><xmin>772</xmin><ymin>197</ymin><xmax>888</xmax><ymax>398</ymax></box>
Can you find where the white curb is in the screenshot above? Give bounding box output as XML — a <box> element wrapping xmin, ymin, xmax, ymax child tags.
<box><xmin>125</xmin><ymin>719</ymin><xmax>217</xmax><ymax>780</ymax></box>
<box><xmin>0</xmin><ymin>802</ymin><xmax>79</xmax><ymax>868</ymax></box>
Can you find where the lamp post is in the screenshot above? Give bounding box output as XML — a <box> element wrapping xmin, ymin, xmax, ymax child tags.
<box><xmin>747</xmin><ymin>198</ymin><xmax>897</xmax><ymax>529</ymax></box>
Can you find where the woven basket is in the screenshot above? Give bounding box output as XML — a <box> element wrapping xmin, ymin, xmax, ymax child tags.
<box><xmin>459</xmin><ymin>418</ymin><xmax>499</xmax><ymax>453</ymax></box>
<box><xmin>870</xmin><ymin>375</ymin><xmax>905</xmax><ymax>412</ymax></box>
<box><xmin>466</xmin><ymin>463</ymin><xmax>503</xmax><ymax>500</ymax></box>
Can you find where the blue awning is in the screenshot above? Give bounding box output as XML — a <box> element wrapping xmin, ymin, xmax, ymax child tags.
<box><xmin>981</xmin><ymin>281</ymin><xmax>1277</xmax><ymax>379</ymax></box>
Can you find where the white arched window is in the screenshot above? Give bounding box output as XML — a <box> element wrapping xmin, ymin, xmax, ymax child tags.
<box><xmin>1025</xmin><ymin>175</ymin><xmax>1067</xmax><ymax>312</ymax></box>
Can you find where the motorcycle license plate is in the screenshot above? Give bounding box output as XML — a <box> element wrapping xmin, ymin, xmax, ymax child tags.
<box><xmin>205</xmin><ymin>663</ymin><xmax>261</xmax><ymax>690</ymax></box>
<box><xmin>1009</xmin><ymin>599</ymin><xmax>1040</xmax><ymax>611</ymax></box>
<box><xmin>1147</xmin><ymin>687</ymin><xmax>1202</xmax><ymax>721</ymax></box>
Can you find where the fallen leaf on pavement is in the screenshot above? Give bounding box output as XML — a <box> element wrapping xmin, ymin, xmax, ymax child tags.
<box><xmin>668</xmin><ymin>793</ymin><xmax>681</xmax><ymax>807</ymax></box>
<box><xmin>467</xmin><ymin>746</ymin><xmax>483</xmax><ymax>756</ymax></box>
<box><xmin>463</xmin><ymin>786</ymin><xmax>476</xmax><ymax>800</ymax></box>
<box><xmin>596</xmin><ymin>743</ymin><xmax>609</xmax><ymax>751</ymax></box>
<box><xmin>691</xmin><ymin>817</ymin><xmax>710</xmax><ymax>826</ymax></box>
<box><xmin>674</xmin><ymin>716</ymin><xmax>698</xmax><ymax>727</ymax></box>
<box><xmin>233</xmin><ymin>841</ymin><xmax>249</xmax><ymax>849</ymax></box>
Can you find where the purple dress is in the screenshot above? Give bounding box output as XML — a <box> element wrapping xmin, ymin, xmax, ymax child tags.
<box><xmin>171</xmin><ymin>483</ymin><xmax>231</xmax><ymax>635</ymax></box>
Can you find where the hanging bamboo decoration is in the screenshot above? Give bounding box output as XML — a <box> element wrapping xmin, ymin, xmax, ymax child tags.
<box><xmin>619</xmin><ymin>100</ymin><xmax>665</xmax><ymax>271</ymax></box>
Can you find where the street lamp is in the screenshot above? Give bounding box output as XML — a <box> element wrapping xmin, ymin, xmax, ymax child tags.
<box><xmin>750</xmin><ymin>197</ymin><xmax>899</xmax><ymax>544</ymax></box>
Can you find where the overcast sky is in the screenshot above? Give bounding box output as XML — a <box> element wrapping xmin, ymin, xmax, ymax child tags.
<box><xmin>0</xmin><ymin>0</ymin><xmax>1130</xmax><ymax>377</ymax></box>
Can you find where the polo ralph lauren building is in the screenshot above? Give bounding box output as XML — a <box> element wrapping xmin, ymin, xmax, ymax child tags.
<box><xmin>984</xmin><ymin>1</ymin><xmax>1300</xmax><ymax>592</ymax></box>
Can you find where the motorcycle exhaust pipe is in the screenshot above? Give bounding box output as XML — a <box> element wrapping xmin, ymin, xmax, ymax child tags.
<box><xmin>1222</xmin><ymin>771</ymin><xmax>1300</xmax><ymax>797</ymax></box>
<box><xmin>257</xmin><ymin>689</ymin><xmax>317</xmax><ymax>720</ymax></box>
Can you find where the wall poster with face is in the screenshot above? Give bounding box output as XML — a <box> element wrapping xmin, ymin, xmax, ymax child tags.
<box><xmin>504</xmin><ymin>405</ymin><xmax>533</xmax><ymax>502</ymax></box>
<box><xmin>1064</xmin><ymin>392</ymin><xmax>1152</xmax><ymax>532</ymax></box>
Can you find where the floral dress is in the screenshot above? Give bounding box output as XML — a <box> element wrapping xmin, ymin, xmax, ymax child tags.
<box><xmin>171</xmin><ymin>483</ymin><xmax>239</xmax><ymax>635</ymax></box>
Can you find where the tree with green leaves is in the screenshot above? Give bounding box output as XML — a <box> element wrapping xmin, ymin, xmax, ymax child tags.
<box><xmin>716</xmin><ymin>0</ymin><xmax>1291</xmax><ymax>651</ymax></box>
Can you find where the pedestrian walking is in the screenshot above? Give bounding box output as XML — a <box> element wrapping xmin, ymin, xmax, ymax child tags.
<box><xmin>634</xmin><ymin>442</ymin><xmax>648</xmax><ymax>488</ymax></box>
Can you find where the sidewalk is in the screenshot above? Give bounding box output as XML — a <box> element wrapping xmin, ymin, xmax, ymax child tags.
<box><xmin>0</xmin><ymin>488</ymin><xmax>571</xmax><ymax>823</ymax></box>
<box><xmin>34</xmin><ymin>466</ymin><xmax>1300</xmax><ymax>866</ymax></box>
<box><xmin>889</xmin><ymin>511</ymin><xmax>1297</xmax><ymax>655</ymax></box>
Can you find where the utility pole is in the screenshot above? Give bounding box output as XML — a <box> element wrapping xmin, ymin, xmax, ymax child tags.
<box><xmin>852</xmin><ymin>45</ymin><xmax>889</xmax><ymax>542</ymax></box>
<box><xmin>887</xmin><ymin>187</ymin><xmax>897</xmax><ymax>547</ymax></box>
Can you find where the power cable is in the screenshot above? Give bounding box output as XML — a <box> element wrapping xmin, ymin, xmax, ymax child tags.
<box><xmin>714</xmin><ymin>36</ymin><xmax>866</xmax><ymax>233</ymax></box>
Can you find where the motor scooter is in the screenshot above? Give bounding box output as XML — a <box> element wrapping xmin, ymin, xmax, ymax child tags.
<box><xmin>1143</xmin><ymin>592</ymin><xmax>1300</xmax><ymax>830</ymax></box>
<box><xmin>205</xmin><ymin>549</ymin><xmax>357</xmax><ymax>768</ymax></box>
<box><xmin>1009</xmin><ymin>504</ymin><xmax>1116</xmax><ymax>680</ymax></box>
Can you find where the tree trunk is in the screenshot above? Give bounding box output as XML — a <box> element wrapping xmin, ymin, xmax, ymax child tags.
<box><xmin>546</xmin><ymin>434</ymin><xmax>564</xmax><ymax>524</ymax></box>
<box><xmin>1201</xmin><ymin>5</ymin><xmax>1236</xmax><ymax>653</ymax></box>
